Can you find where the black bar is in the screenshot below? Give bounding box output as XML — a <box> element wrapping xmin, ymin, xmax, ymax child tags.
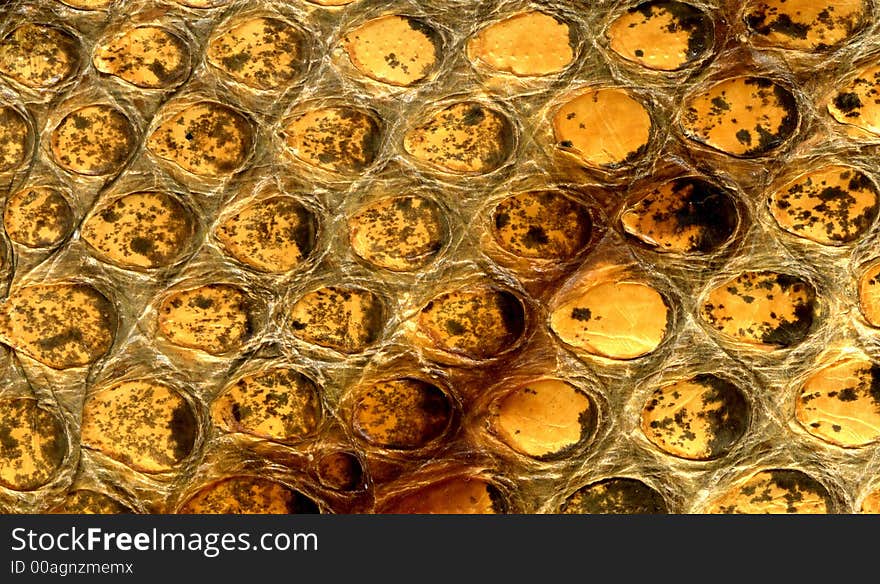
<box><xmin>0</xmin><ymin>513</ymin><xmax>875</xmax><ymax>582</ymax></box>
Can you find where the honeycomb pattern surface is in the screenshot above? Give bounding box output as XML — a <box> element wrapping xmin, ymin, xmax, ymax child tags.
<box><xmin>4</xmin><ymin>0</ymin><xmax>880</xmax><ymax>515</ymax></box>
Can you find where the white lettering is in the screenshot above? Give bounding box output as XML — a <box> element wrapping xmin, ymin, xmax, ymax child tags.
<box><xmin>274</xmin><ymin>533</ymin><xmax>290</xmax><ymax>551</ymax></box>
<box><xmin>87</xmin><ymin>528</ymin><xmax>101</xmax><ymax>550</ymax></box>
<box><xmin>37</xmin><ymin>533</ymin><xmax>55</xmax><ymax>551</ymax></box>
<box><xmin>293</xmin><ymin>532</ymin><xmax>318</xmax><ymax>551</ymax></box>
<box><xmin>134</xmin><ymin>532</ymin><xmax>150</xmax><ymax>550</ymax></box>
<box><xmin>10</xmin><ymin>528</ymin><xmax>25</xmax><ymax>551</ymax></box>
<box><xmin>72</xmin><ymin>527</ymin><xmax>86</xmax><ymax>551</ymax></box>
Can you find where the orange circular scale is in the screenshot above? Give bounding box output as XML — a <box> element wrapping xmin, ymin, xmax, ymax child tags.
<box><xmin>307</xmin><ymin>0</ymin><xmax>354</xmax><ymax>5</ymax></box>
<box><xmin>51</xmin><ymin>105</ymin><xmax>135</xmax><ymax>176</ymax></box>
<box><xmin>0</xmin><ymin>24</ymin><xmax>80</xmax><ymax>89</ymax></box>
<box><xmin>208</xmin><ymin>17</ymin><xmax>305</xmax><ymax>91</ymax></box>
<box><xmin>490</xmin><ymin>378</ymin><xmax>596</xmax><ymax>459</ymax></box>
<box><xmin>316</xmin><ymin>452</ymin><xmax>364</xmax><ymax>491</ymax></box>
<box><xmin>860</xmin><ymin>489</ymin><xmax>880</xmax><ymax>513</ymax></box>
<box><xmin>381</xmin><ymin>476</ymin><xmax>507</xmax><ymax>514</ymax></box>
<box><xmin>641</xmin><ymin>374</ymin><xmax>750</xmax><ymax>460</ymax></box>
<box><xmin>417</xmin><ymin>286</ymin><xmax>526</xmax><ymax>361</ymax></box>
<box><xmin>351</xmin><ymin>377</ymin><xmax>453</xmax><ymax>449</ymax></box>
<box><xmin>561</xmin><ymin>478</ymin><xmax>668</xmax><ymax>514</ymax></box>
<box><xmin>550</xmin><ymin>281</ymin><xmax>670</xmax><ymax>360</ymax></box>
<box><xmin>178</xmin><ymin>477</ymin><xmax>319</xmax><ymax>514</ymax></box>
<box><xmin>94</xmin><ymin>26</ymin><xmax>190</xmax><ymax>89</ymax></box>
<box><xmin>158</xmin><ymin>284</ymin><xmax>253</xmax><ymax>355</ymax></box>
<box><xmin>58</xmin><ymin>0</ymin><xmax>113</xmax><ymax>8</ymax></box>
<box><xmin>215</xmin><ymin>195</ymin><xmax>317</xmax><ymax>274</ymax></box>
<box><xmin>342</xmin><ymin>15</ymin><xmax>441</xmax><ymax>87</ymax></box>
<box><xmin>0</xmin><ymin>398</ymin><xmax>67</xmax><ymax>491</ymax></box>
<box><xmin>0</xmin><ymin>282</ymin><xmax>116</xmax><ymax>369</ymax></box>
<box><xmin>348</xmin><ymin>195</ymin><xmax>445</xmax><ymax>271</ymax></box>
<box><xmin>81</xmin><ymin>380</ymin><xmax>198</xmax><ymax>473</ymax></box>
<box><xmin>3</xmin><ymin>186</ymin><xmax>74</xmax><ymax>249</ymax></box>
<box><xmin>621</xmin><ymin>177</ymin><xmax>739</xmax><ymax>254</ymax></box>
<box><xmin>173</xmin><ymin>0</ymin><xmax>229</xmax><ymax>8</ymax></box>
<box><xmin>681</xmin><ymin>76</ymin><xmax>799</xmax><ymax>157</ymax></box>
<box><xmin>289</xmin><ymin>286</ymin><xmax>385</xmax><ymax>354</ymax></box>
<box><xmin>468</xmin><ymin>10</ymin><xmax>576</xmax><ymax>77</ymax></box>
<box><xmin>699</xmin><ymin>271</ymin><xmax>815</xmax><ymax>350</ymax></box>
<box><xmin>858</xmin><ymin>261</ymin><xmax>880</xmax><ymax>326</ymax></box>
<box><xmin>148</xmin><ymin>102</ymin><xmax>254</xmax><ymax>177</ymax></box>
<box><xmin>212</xmin><ymin>368</ymin><xmax>322</xmax><ymax>444</ymax></box>
<box><xmin>491</xmin><ymin>190</ymin><xmax>592</xmax><ymax>260</ymax></box>
<box><xmin>796</xmin><ymin>356</ymin><xmax>880</xmax><ymax>448</ymax></box>
<box><xmin>553</xmin><ymin>88</ymin><xmax>652</xmax><ymax>168</ymax></box>
<box><xmin>404</xmin><ymin>102</ymin><xmax>514</xmax><ymax>175</ymax></box>
<box><xmin>743</xmin><ymin>0</ymin><xmax>867</xmax><ymax>52</ymax></box>
<box><xmin>82</xmin><ymin>192</ymin><xmax>195</xmax><ymax>270</ymax></box>
<box><xmin>283</xmin><ymin>106</ymin><xmax>382</xmax><ymax>175</ymax></box>
<box><xmin>608</xmin><ymin>1</ymin><xmax>714</xmax><ymax>71</ymax></box>
<box><xmin>828</xmin><ymin>63</ymin><xmax>880</xmax><ymax>137</ymax></box>
<box><xmin>704</xmin><ymin>469</ymin><xmax>833</xmax><ymax>514</ymax></box>
<box><xmin>769</xmin><ymin>165</ymin><xmax>879</xmax><ymax>245</ymax></box>
<box><xmin>0</xmin><ymin>106</ymin><xmax>29</xmax><ymax>173</ymax></box>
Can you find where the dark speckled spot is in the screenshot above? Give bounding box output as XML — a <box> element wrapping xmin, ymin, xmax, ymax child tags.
<box><xmin>571</xmin><ymin>307</ymin><xmax>592</xmax><ymax>321</ymax></box>
<box><xmin>834</xmin><ymin>92</ymin><xmax>862</xmax><ymax>115</ymax></box>
<box><xmin>192</xmin><ymin>296</ymin><xmax>214</xmax><ymax>310</ymax></box>
<box><xmin>837</xmin><ymin>387</ymin><xmax>858</xmax><ymax>402</ymax></box>
<box><xmin>169</xmin><ymin>402</ymin><xmax>197</xmax><ymax>461</ymax></box>
<box><xmin>462</xmin><ymin>106</ymin><xmax>485</xmax><ymax>126</ymax></box>
<box><xmin>130</xmin><ymin>237</ymin><xmax>153</xmax><ymax>255</ymax></box>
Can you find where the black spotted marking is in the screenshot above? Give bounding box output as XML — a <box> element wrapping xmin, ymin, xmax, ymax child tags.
<box><xmin>834</xmin><ymin>92</ymin><xmax>862</xmax><ymax>117</ymax></box>
<box><xmin>571</xmin><ymin>307</ymin><xmax>592</xmax><ymax>321</ymax></box>
<box><xmin>169</xmin><ymin>401</ymin><xmax>197</xmax><ymax>462</ymax></box>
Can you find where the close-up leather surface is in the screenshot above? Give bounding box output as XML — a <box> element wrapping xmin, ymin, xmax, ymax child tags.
<box><xmin>2</xmin><ymin>0</ymin><xmax>880</xmax><ymax>514</ymax></box>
